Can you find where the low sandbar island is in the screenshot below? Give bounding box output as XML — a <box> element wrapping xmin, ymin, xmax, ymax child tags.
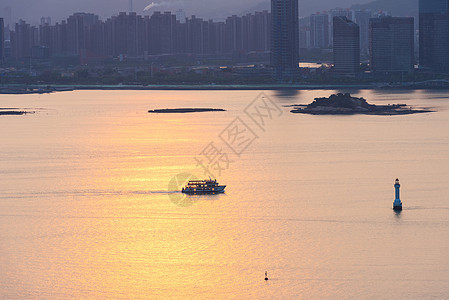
<box><xmin>0</xmin><ymin>109</ymin><xmax>34</xmax><ymax>116</ymax></box>
<box><xmin>148</xmin><ymin>108</ymin><xmax>226</xmax><ymax>114</ymax></box>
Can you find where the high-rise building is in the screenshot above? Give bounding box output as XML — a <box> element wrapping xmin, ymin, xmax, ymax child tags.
<box><xmin>111</xmin><ymin>12</ymin><xmax>144</xmax><ymax>57</ymax></box>
<box><xmin>211</xmin><ymin>21</ymin><xmax>226</xmax><ymax>54</ymax></box>
<box><xmin>66</xmin><ymin>13</ymin><xmax>99</xmax><ymax>55</ymax></box>
<box><xmin>225</xmin><ymin>15</ymin><xmax>243</xmax><ymax>53</ymax></box>
<box><xmin>3</xmin><ymin>7</ymin><xmax>12</xmax><ymax>28</ymax></box>
<box><xmin>354</xmin><ymin>10</ymin><xmax>372</xmax><ymax>56</ymax></box>
<box><xmin>242</xmin><ymin>13</ymin><xmax>254</xmax><ymax>52</ymax></box>
<box><xmin>148</xmin><ymin>11</ymin><xmax>176</xmax><ymax>55</ymax></box>
<box><xmin>299</xmin><ymin>17</ymin><xmax>311</xmax><ymax>49</ymax></box>
<box><xmin>370</xmin><ymin>17</ymin><xmax>415</xmax><ymax>73</ymax></box>
<box><xmin>40</xmin><ymin>17</ymin><xmax>51</xmax><ymax>26</ymax></box>
<box><xmin>39</xmin><ymin>21</ymin><xmax>53</xmax><ymax>55</ymax></box>
<box><xmin>255</xmin><ymin>11</ymin><xmax>271</xmax><ymax>52</ymax></box>
<box><xmin>174</xmin><ymin>18</ymin><xmax>187</xmax><ymax>53</ymax></box>
<box><xmin>419</xmin><ymin>0</ymin><xmax>449</xmax><ymax>71</ymax></box>
<box><xmin>420</xmin><ymin>0</ymin><xmax>449</xmax><ymax>13</ymax></box>
<box><xmin>11</xmin><ymin>20</ymin><xmax>36</xmax><ymax>59</ymax></box>
<box><xmin>329</xmin><ymin>8</ymin><xmax>353</xmax><ymax>45</ymax></box>
<box><xmin>0</xmin><ymin>18</ymin><xmax>4</xmax><ymax>61</ymax></box>
<box><xmin>333</xmin><ymin>16</ymin><xmax>360</xmax><ymax>74</ymax></box>
<box><xmin>186</xmin><ymin>15</ymin><xmax>208</xmax><ymax>54</ymax></box>
<box><xmin>176</xmin><ymin>10</ymin><xmax>186</xmax><ymax>24</ymax></box>
<box><xmin>310</xmin><ymin>14</ymin><xmax>329</xmax><ymax>48</ymax></box>
<box><xmin>271</xmin><ymin>0</ymin><xmax>299</xmax><ymax>80</ymax></box>
<box><xmin>52</xmin><ymin>21</ymin><xmax>68</xmax><ymax>55</ymax></box>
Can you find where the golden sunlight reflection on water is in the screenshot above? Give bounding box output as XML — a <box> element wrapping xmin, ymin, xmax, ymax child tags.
<box><xmin>0</xmin><ymin>90</ymin><xmax>448</xmax><ymax>298</ymax></box>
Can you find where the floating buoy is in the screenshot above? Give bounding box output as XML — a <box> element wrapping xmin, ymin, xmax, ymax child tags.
<box><xmin>265</xmin><ymin>271</ymin><xmax>268</xmax><ymax>281</ymax></box>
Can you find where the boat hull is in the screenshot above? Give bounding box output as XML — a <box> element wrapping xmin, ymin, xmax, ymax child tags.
<box><xmin>182</xmin><ymin>185</ymin><xmax>226</xmax><ymax>194</ymax></box>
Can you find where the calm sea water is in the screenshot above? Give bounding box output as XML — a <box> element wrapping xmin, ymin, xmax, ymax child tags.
<box><xmin>1</xmin><ymin>90</ymin><xmax>448</xmax><ymax>299</ymax></box>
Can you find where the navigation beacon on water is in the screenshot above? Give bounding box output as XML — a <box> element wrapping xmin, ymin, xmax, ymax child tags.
<box><xmin>182</xmin><ymin>178</ymin><xmax>226</xmax><ymax>194</ymax></box>
<box><xmin>393</xmin><ymin>178</ymin><xmax>402</xmax><ymax>211</ymax></box>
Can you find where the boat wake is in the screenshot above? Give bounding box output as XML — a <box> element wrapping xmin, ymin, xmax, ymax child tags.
<box><xmin>0</xmin><ymin>189</ymin><xmax>180</xmax><ymax>199</ymax></box>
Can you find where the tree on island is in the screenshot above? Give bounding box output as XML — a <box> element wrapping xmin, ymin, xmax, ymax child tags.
<box><xmin>308</xmin><ymin>93</ymin><xmax>374</xmax><ymax>110</ymax></box>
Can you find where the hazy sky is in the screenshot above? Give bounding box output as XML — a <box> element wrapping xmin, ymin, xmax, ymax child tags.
<box><xmin>1</xmin><ymin>0</ymin><xmax>374</xmax><ymax>24</ymax></box>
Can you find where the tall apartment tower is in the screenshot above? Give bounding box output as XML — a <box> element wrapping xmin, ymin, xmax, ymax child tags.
<box><xmin>148</xmin><ymin>12</ymin><xmax>176</xmax><ymax>55</ymax></box>
<box><xmin>333</xmin><ymin>16</ymin><xmax>360</xmax><ymax>74</ymax></box>
<box><xmin>370</xmin><ymin>17</ymin><xmax>415</xmax><ymax>73</ymax></box>
<box><xmin>66</xmin><ymin>13</ymin><xmax>99</xmax><ymax>55</ymax></box>
<box><xmin>419</xmin><ymin>0</ymin><xmax>449</xmax><ymax>71</ymax></box>
<box><xmin>11</xmin><ymin>20</ymin><xmax>33</xmax><ymax>59</ymax></box>
<box><xmin>354</xmin><ymin>10</ymin><xmax>372</xmax><ymax>56</ymax></box>
<box><xmin>329</xmin><ymin>8</ymin><xmax>353</xmax><ymax>45</ymax></box>
<box><xmin>271</xmin><ymin>0</ymin><xmax>299</xmax><ymax>80</ymax></box>
<box><xmin>3</xmin><ymin>7</ymin><xmax>12</xmax><ymax>28</ymax></box>
<box><xmin>0</xmin><ymin>18</ymin><xmax>4</xmax><ymax>62</ymax></box>
<box><xmin>310</xmin><ymin>13</ymin><xmax>329</xmax><ymax>48</ymax></box>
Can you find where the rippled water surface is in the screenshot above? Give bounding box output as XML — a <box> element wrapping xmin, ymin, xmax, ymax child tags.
<box><xmin>1</xmin><ymin>90</ymin><xmax>448</xmax><ymax>298</ymax></box>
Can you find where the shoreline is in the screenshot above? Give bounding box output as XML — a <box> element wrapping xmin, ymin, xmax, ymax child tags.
<box><xmin>290</xmin><ymin>109</ymin><xmax>433</xmax><ymax>115</ymax></box>
<box><xmin>2</xmin><ymin>83</ymin><xmax>449</xmax><ymax>94</ymax></box>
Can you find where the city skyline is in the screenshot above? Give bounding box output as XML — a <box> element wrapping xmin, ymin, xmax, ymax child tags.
<box><xmin>1</xmin><ymin>0</ymin><xmax>378</xmax><ymax>25</ymax></box>
<box><xmin>1</xmin><ymin>0</ymin><xmax>447</xmax><ymax>82</ymax></box>
<box><xmin>6</xmin><ymin>10</ymin><xmax>272</xmax><ymax>63</ymax></box>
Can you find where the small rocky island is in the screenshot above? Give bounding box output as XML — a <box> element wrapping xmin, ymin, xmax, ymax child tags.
<box><xmin>290</xmin><ymin>93</ymin><xmax>433</xmax><ymax>115</ymax></box>
<box><xmin>148</xmin><ymin>108</ymin><xmax>226</xmax><ymax>113</ymax></box>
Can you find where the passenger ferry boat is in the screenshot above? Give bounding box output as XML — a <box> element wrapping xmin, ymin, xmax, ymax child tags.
<box><xmin>182</xmin><ymin>178</ymin><xmax>226</xmax><ymax>194</ymax></box>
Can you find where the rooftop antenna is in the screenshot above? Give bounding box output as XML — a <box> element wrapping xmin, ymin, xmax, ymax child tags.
<box><xmin>129</xmin><ymin>0</ymin><xmax>134</xmax><ymax>12</ymax></box>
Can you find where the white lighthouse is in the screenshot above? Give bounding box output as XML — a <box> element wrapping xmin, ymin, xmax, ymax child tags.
<box><xmin>393</xmin><ymin>178</ymin><xmax>402</xmax><ymax>211</ymax></box>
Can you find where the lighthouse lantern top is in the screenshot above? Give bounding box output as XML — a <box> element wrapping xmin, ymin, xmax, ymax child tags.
<box><xmin>395</xmin><ymin>178</ymin><xmax>400</xmax><ymax>185</ymax></box>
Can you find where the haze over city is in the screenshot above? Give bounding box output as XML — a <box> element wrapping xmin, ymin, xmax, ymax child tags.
<box><xmin>2</xmin><ymin>0</ymin><xmax>382</xmax><ymax>23</ymax></box>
